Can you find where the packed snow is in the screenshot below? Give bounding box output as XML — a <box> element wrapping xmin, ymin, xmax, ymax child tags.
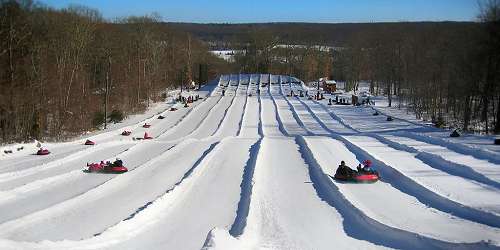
<box><xmin>0</xmin><ymin>74</ymin><xmax>499</xmax><ymax>250</ymax></box>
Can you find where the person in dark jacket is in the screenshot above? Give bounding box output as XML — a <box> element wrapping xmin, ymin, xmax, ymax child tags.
<box><xmin>114</xmin><ymin>158</ymin><xmax>123</xmax><ymax>167</ymax></box>
<box><xmin>336</xmin><ymin>161</ymin><xmax>355</xmax><ymax>177</ymax></box>
<box><xmin>356</xmin><ymin>164</ymin><xmax>363</xmax><ymax>173</ymax></box>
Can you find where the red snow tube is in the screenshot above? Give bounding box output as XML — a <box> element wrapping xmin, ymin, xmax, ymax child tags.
<box><xmin>143</xmin><ymin>132</ymin><xmax>153</xmax><ymax>140</ymax></box>
<box><xmin>87</xmin><ymin>163</ymin><xmax>127</xmax><ymax>174</ymax></box>
<box><xmin>121</xmin><ymin>131</ymin><xmax>131</xmax><ymax>136</ymax></box>
<box><xmin>36</xmin><ymin>149</ymin><xmax>50</xmax><ymax>155</ymax></box>
<box><xmin>354</xmin><ymin>173</ymin><xmax>379</xmax><ymax>183</ymax></box>
<box><xmin>84</xmin><ymin>140</ymin><xmax>95</xmax><ymax>145</ymax></box>
<box><xmin>103</xmin><ymin>165</ymin><xmax>128</xmax><ymax>173</ymax></box>
<box><xmin>143</xmin><ymin>124</ymin><xmax>151</xmax><ymax>128</ymax></box>
<box><xmin>334</xmin><ymin>172</ymin><xmax>379</xmax><ymax>183</ymax></box>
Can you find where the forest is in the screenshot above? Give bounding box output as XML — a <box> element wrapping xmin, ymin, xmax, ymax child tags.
<box><xmin>0</xmin><ymin>0</ymin><xmax>231</xmax><ymax>142</ymax></box>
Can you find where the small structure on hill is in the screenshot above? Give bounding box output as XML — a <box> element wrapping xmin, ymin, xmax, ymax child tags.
<box><xmin>322</xmin><ymin>80</ymin><xmax>337</xmax><ymax>94</ymax></box>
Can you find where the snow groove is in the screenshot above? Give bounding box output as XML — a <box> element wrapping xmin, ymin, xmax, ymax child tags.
<box><xmin>397</xmin><ymin>131</ymin><xmax>500</xmax><ymax>165</ymax></box>
<box><xmin>229</xmin><ymin>138</ymin><xmax>262</xmax><ymax>236</ymax></box>
<box><xmin>180</xmin><ymin>96</ymin><xmax>227</xmax><ymax>140</ymax></box>
<box><xmin>280</xmin><ymin>94</ymin><xmax>315</xmax><ymax>135</ymax></box>
<box><xmin>153</xmin><ymin>94</ymin><xmax>213</xmax><ymax>138</ymax></box>
<box><xmin>0</xmin><ymin>142</ymin><xmax>176</xmax><ymax>226</ymax></box>
<box><xmin>336</xmin><ymin>134</ymin><xmax>500</xmax><ymax>228</ymax></box>
<box><xmin>159</xmin><ymin>96</ymin><xmax>222</xmax><ymax>140</ymax></box>
<box><xmin>295</xmin><ymin>136</ymin><xmax>495</xmax><ymax>250</ymax></box>
<box><xmin>257</xmin><ymin>94</ymin><xmax>264</xmax><ymax>137</ymax></box>
<box><xmin>371</xmin><ymin>134</ymin><xmax>500</xmax><ymax>190</ymax></box>
<box><xmin>120</xmin><ymin>142</ymin><xmax>218</xmax><ymax>222</ymax></box>
<box><xmin>264</xmin><ymin>87</ymin><xmax>288</xmax><ymax>136</ymax></box>
<box><xmin>0</xmin><ymin>141</ymin><xmax>131</xmax><ymax>184</ymax></box>
<box><xmin>294</xmin><ymin>97</ymin><xmax>500</xmax><ymax>227</ymax></box>
<box><xmin>236</xmin><ymin>93</ymin><xmax>249</xmax><ymax>136</ymax></box>
<box><xmin>311</xmin><ymin>99</ymin><xmax>359</xmax><ymax>133</ymax></box>
<box><xmin>210</xmin><ymin>95</ymin><xmax>238</xmax><ymax>137</ymax></box>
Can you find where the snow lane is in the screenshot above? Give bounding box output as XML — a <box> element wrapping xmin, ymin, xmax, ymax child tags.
<box><xmin>283</xmin><ymin>95</ymin><xmax>329</xmax><ymax>135</ymax></box>
<box><xmin>260</xmin><ymin>93</ymin><xmax>283</xmax><ymax>137</ymax></box>
<box><xmin>397</xmin><ymin>131</ymin><xmax>500</xmax><ymax>165</ymax></box>
<box><xmin>159</xmin><ymin>96</ymin><xmax>222</xmax><ymax>141</ymax></box>
<box><xmin>122</xmin><ymin>97</ymin><xmax>207</xmax><ymax>142</ymax></box>
<box><xmin>300</xmin><ymin>98</ymin><xmax>357</xmax><ymax>134</ymax></box>
<box><xmin>0</xmin><ymin>141</ymin><xmax>175</xmax><ymax>225</ymax></box>
<box><xmin>0</xmin><ymin>140</ymin><xmax>215</xmax><ymax>241</ymax></box>
<box><xmin>0</xmin><ymin>142</ymin><xmax>134</xmax><ymax>191</ymax></box>
<box><xmin>345</xmin><ymin>135</ymin><xmax>500</xmax><ymax>216</ymax></box>
<box><xmin>330</xmin><ymin>105</ymin><xmax>421</xmax><ymax>133</ymax></box>
<box><xmin>0</xmin><ymin>144</ymin><xmax>88</xmax><ymax>174</ymax></box>
<box><xmin>2</xmin><ymin>75</ymin><xmax>500</xmax><ymax>249</ymax></box>
<box><xmin>186</xmin><ymin>96</ymin><xmax>235</xmax><ymax>140</ymax></box>
<box><xmin>270</xmin><ymin>94</ymin><xmax>308</xmax><ymax>136</ymax></box>
<box><xmin>305</xmin><ymin>136</ymin><xmax>500</xmax><ymax>245</ymax></box>
<box><xmin>235</xmin><ymin>138</ymin><xmax>380</xmax><ymax>249</ymax></box>
<box><xmin>0</xmin><ymin>92</ymin><xmax>210</xmax><ymax>173</ymax></box>
<box><xmin>379</xmin><ymin>134</ymin><xmax>500</xmax><ymax>188</ymax></box>
<box><xmin>102</xmin><ymin>138</ymin><xmax>256</xmax><ymax>250</ymax></box>
<box><xmin>239</xmin><ymin>95</ymin><xmax>261</xmax><ymax>138</ymax></box>
<box><xmin>213</xmin><ymin>94</ymin><xmax>247</xmax><ymax>138</ymax></box>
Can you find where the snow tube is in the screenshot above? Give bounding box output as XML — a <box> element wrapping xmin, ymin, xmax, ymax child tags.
<box><xmin>334</xmin><ymin>172</ymin><xmax>379</xmax><ymax>183</ymax></box>
<box><xmin>373</xmin><ymin>112</ymin><xmax>379</xmax><ymax>116</ymax></box>
<box><xmin>143</xmin><ymin>124</ymin><xmax>151</xmax><ymax>128</ymax></box>
<box><xmin>158</xmin><ymin>115</ymin><xmax>165</xmax><ymax>119</ymax></box>
<box><xmin>170</xmin><ymin>107</ymin><xmax>178</xmax><ymax>111</ymax></box>
<box><xmin>87</xmin><ymin>163</ymin><xmax>127</xmax><ymax>174</ymax></box>
<box><xmin>36</xmin><ymin>149</ymin><xmax>50</xmax><ymax>155</ymax></box>
<box><xmin>143</xmin><ymin>132</ymin><xmax>153</xmax><ymax>140</ymax></box>
<box><xmin>84</xmin><ymin>140</ymin><xmax>95</xmax><ymax>145</ymax></box>
<box><xmin>386</xmin><ymin>116</ymin><xmax>393</xmax><ymax>121</ymax></box>
<box><xmin>103</xmin><ymin>165</ymin><xmax>127</xmax><ymax>173</ymax></box>
<box><xmin>121</xmin><ymin>131</ymin><xmax>131</xmax><ymax>136</ymax></box>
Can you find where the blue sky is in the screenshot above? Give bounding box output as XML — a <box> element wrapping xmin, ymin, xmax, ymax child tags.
<box><xmin>41</xmin><ymin>0</ymin><xmax>478</xmax><ymax>23</ymax></box>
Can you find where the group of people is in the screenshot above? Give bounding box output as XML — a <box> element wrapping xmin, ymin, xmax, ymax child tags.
<box><xmin>177</xmin><ymin>94</ymin><xmax>199</xmax><ymax>105</ymax></box>
<box><xmin>336</xmin><ymin>160</ymin><xmax>374</xmax><ymax>177</ymax></box>
<box><xmin>95</xmin><ymin>158</ymin><xmax>123</xmax><ymax>169</ymax></box>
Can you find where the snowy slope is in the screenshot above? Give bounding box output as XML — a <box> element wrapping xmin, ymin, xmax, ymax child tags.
<box><xmin>0</xmin><ymin>74</ymin><xmax>499</xmax><ymax>250</ymax></box>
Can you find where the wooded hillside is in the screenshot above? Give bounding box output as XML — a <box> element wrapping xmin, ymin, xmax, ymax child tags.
<box><xmin>0</xmin><ymin>1</ymin><xmax>231</xmax><ymax>143</ymax></box>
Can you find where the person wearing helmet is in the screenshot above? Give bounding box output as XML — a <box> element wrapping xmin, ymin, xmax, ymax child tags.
<box><xmin>362</xmin><ymin>160</ymin><xmax>373</xmax><ymax>173</ymax></box>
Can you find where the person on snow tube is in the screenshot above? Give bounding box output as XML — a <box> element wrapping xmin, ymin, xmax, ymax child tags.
<box><xmin>360</xmin><ymin>160</ymin><xmax>376</xmax><ymax>174</ymax></box>
<box><xmin>85</xmin><ymin>139</ymin><xmax>95</xmax><ymax>145</ymax></box>
<box><xmin>37</xmin><ymin>148</ymin><xmax>50</xmax><ymax>155</ymax></box>
<box><xmin>336</xmin><ymin>160</ymin><xmax>379</xmax><ymax>183</ymax></box>
<box><xmin>113</xmin><ymin>158</ymin><xmax>123</xmax><ymax>167</ymax></box>
<box><xmin>335</xmin><ymin>161</ymin><xmax>356</xmax><ymax>177</ymax></box>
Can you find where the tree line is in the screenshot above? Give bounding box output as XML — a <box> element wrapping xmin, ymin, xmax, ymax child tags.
<box><xmin>333</xmin><ymin>1</ymin><xmax>499</xmax><ymax>134</ymax></box>
<box><xmin>0</xmin><ymin>0</ymin><xmax>230</xmax><ymax>143</ymax></box>
<box><xmin>215</xmin><ymin>2</ymin><xmax>499</xmax><ymax>134</ymax></box>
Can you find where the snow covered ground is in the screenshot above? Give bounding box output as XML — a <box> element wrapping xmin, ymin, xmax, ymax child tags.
<box><xmin>0</xmin><ymin>74</ymin><xmax>499</xmax><ymax>250</ymax></box>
